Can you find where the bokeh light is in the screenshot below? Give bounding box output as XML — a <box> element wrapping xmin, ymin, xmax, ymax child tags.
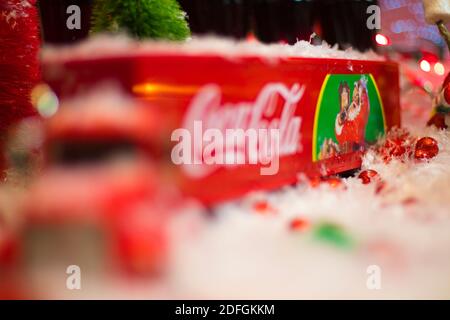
<box><xmin>31</xmin><ymin>84</ymin><xmax>59</xmax><ymax>118</ymax></box>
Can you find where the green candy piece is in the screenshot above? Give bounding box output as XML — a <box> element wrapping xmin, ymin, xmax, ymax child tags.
<box><xmin>91</xmin><ymin>0</ymin><xmax>191</xmax><ymax>41</ymax></box>
<box><xmin>313</xmin><ymin>222</ymin><xmax>355</xmax><ymax>250</ymax></box>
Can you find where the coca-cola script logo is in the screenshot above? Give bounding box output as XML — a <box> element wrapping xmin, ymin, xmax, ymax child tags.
<box><xmin>171</xmin><ymin>82</ymin><xmax>305</xmax><ymax>178</ymax></box>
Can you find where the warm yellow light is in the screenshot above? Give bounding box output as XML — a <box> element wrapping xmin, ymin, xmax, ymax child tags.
<box><xmin>132</xmin><ymin>83</ymin><xmax>199</xmax><ymax>96</ymax></box>
<box><xmin>375</xmin><ymin>34</ymin><xmax>389</xmax><ymax>46</ymax></box>
<box><xmin>419</xmin><ymin>59</ymin><xmax>431</xmax><ymax>72</ymax></box>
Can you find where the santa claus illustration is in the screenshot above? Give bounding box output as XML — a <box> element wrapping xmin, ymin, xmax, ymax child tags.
<box><xmin>350</xmin><ymin>77</ymin><xmax>370</xmax><ymax>144</ymax></box>
<box><xmin>335</xmin><ymin>82</ymin><xmax>358</xmax><ymax>153</ymax></box>
<box><xmin>335</xmin><ymin>78</ymin><xmax>370</xmax><ymax>153</ymax></box>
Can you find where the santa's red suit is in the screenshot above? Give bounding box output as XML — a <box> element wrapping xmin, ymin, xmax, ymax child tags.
<box><xmin>335</xmin><ymin>114</ymin><xmax>359</xmax><ymax>152</ymax></box>
<box><xmin>335</xmin><ymin>82</ymin><xmax>370</xmax><ymax>151</ymax></box>
<box><xmin>356</xmin><ymin>85</ymin><xmax>370</xmax><ymax>142</ymax></box>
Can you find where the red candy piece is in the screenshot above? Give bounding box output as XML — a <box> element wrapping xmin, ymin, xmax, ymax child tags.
<box><xmin>325</xmin><ymin>177</ymin><xmax>343</xmax><ymax>188</ymax></box>
<box><xmin>308</xmin><ymin>176</ymin><xmax>322</xmax><ymax>188</ymax></box>
<box><xmin>378</xmin><ymin>129</ymin><xmax>415</xmax><ymax>162</ymax></box>
<box><xmin>309</xmin><ymin>176</ymin><xmax>342</xmax><ymax>188</ymax></box>
<box><xmin>308</xmin><ymin>176</ymin><xmax>344</xmax><ymax>189</ymax></box>
<box><xmin>253</xmin><ymin>200</ymin><xmax>275</xmax><ymax>214</ymax></box>
<box><xmin>414</xmin><ymin>137</ymin><xmax>439</xmax><ymax>160</ymax></box>
<box><xmin>375</xmin><ymin>181</ymin><xmax>386</xmax><ymax>194</ymax></box>
<box><xmin>402</xmin><ymin>197</ymin><xmax>418</xmax><ymax>206</ymax></box>
<box><xmin>289</xmin><ymin>218</ymin><xmax>309</xmax><ymax>231</ymax></box>
<box><xmin>358</xmin><ymin>169</ymin><xmax>379</xmax><ymax>184</ymax></box>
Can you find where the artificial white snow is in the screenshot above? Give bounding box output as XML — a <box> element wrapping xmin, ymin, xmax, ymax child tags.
<box><xmin>41</xmin><ymin>34</ymin><xmax>383</xmax><ymax>63</ymax></box>
<box><xmin>167</xmin><ymin>114</ymin><xmax>450</xmax><ymax>299</ymax></box>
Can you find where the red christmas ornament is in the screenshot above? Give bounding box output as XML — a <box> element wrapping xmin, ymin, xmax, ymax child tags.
<box><xmin>0</xmin><ymin>0</ymin><xmax>40</xmax><ymax>131</ymax></box>
<box><xmin>358</xmin><ymin>169</ymin><xmax>379</xmax><ymax>184</ymax></box>
<box><xmin>289</xmin><ymin>218</ymin><xmax>309</xmax><ymax>231</ymax></box>
<box><xmin>414</xmin><ymin>137</ymin><xmax>439</xmax><ymax>160</ymax></box>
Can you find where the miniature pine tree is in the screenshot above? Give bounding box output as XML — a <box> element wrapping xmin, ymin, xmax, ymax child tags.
<box><xmin>90</xmin><ymin>0</ymin><xmax>190</xmax><ymax>41</ymax></box>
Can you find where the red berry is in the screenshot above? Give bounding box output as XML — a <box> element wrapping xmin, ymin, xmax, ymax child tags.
<box><xmin>414</xmin><ymin>137</ymin><xmax>439</xmax><ymax>160</ymax></box>
<box><xmin>289</xmin><ymin>218</ymin><xmax>309</xmax><ymax>231</ymax></box>
<box><xmin>358</xmin><ymin>169</ymin><xmax>379</xmax><ymax>184</ymax></box>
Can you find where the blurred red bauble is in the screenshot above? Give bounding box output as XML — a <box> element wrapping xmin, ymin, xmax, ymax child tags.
<box><xmin>358</xmin><ymin>169</ymin><xmax>379</xmax><ymax>184</ymax></box>
<box><xmin>414</xmin><ymin>137</ymin><xmax>439</xmax><ymax>160</ymax></box>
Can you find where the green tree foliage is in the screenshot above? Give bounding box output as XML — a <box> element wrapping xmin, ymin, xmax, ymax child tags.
<box><xmin>90</xmin><ymin>0</ymin><xmax>190</xmax><ymax>41</ymax></box>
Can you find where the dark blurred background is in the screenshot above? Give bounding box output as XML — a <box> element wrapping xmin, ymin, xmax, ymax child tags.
<box><xmin>178</xmin><ymin>0</ymin><xmax>378</xmax><ymax>51</ymax></box>
<box><xmin>37</xmin><ymin>0</ymin><xmax>449</xmax><ymax>58</ymax></box>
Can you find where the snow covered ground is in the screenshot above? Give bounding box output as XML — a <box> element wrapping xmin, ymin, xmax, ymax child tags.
<box><xmin>166</xmin><ymin>93</ymin><xmax>450</xmax><ymax>299</ymax></box>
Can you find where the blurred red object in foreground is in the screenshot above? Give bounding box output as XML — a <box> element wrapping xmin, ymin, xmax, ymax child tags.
<box><xmin>19</xmin><ymin>97</ymin><xmax>179</xmax><ymax>277</ymax></box>
<box><xmin>414</xmin><ymin>137</ymin><xmax>439</xmax><ymax>160</ymax></box>
<box><xmin>0</xmin><ymin>0</ymin><xmax>40</xmax><ymax>131</ymax></box>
